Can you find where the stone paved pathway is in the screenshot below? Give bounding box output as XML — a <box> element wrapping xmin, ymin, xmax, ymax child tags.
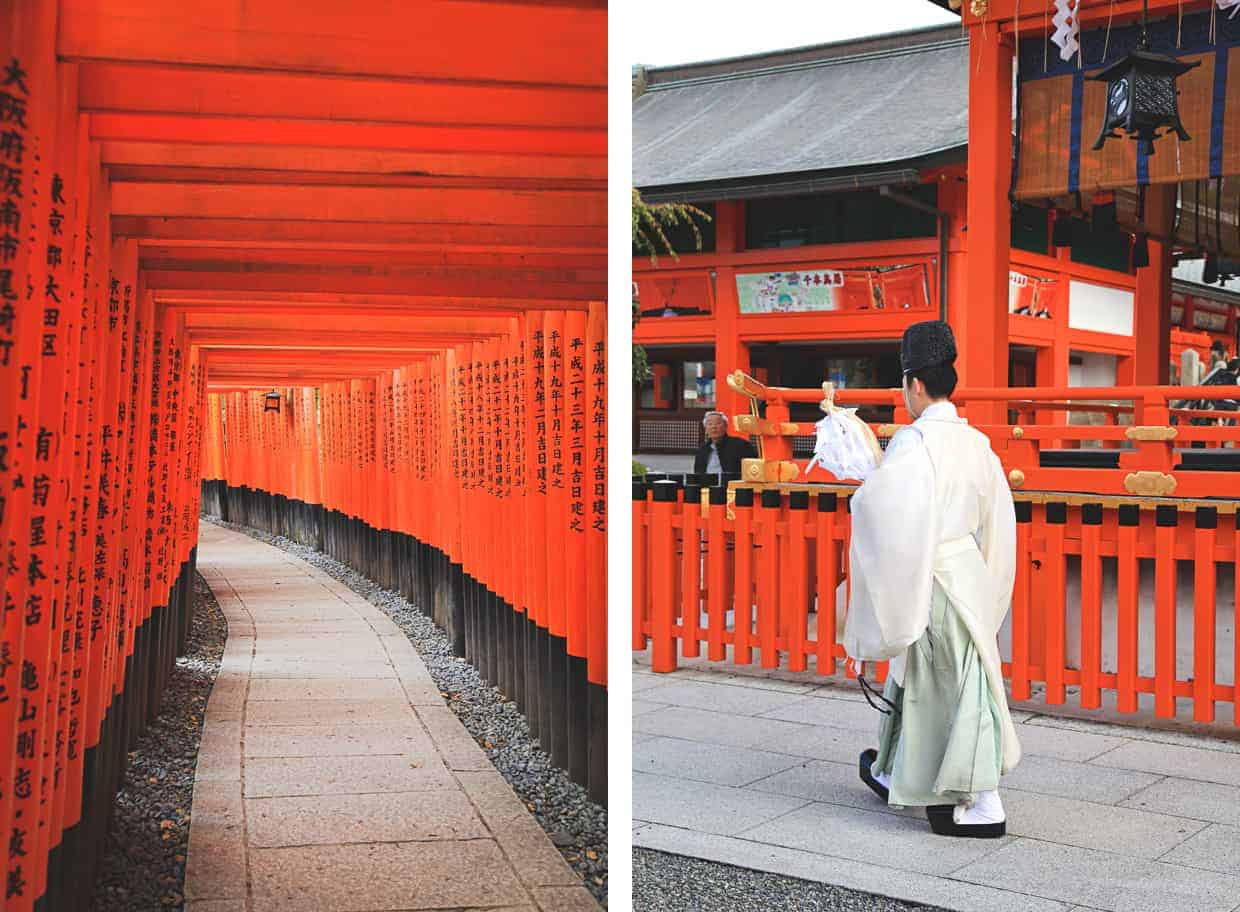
<box><xmin>633</xmin><ymin>654</ymin><xmax>1240</xmax><ymax>912</ymax></box>
<box><xmin>185</xmin><ymin>522</ymin><xmax>598</xmax><ymax>912</ymax></box>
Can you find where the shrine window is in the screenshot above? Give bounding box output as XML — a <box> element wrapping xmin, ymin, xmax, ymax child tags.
<box><xmin>744</xmin><ymin>185</ymin><xmax>938</xmax><ymax>250</ymax></box>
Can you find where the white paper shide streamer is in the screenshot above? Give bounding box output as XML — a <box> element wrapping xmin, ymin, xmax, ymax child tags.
<box><xmin>805</xmin><ymin>383</ymin><xmax>883</xmax><ymax>482</ymax></box>
<box><xmin>1051</xmin><ymin>0</ymin><xmax>1081</xmax><ymax>62</ymax></box>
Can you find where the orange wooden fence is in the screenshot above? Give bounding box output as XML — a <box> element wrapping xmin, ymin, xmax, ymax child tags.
<box><xmin>633</xmin><ymin>481</ymin><xmax>1240</xmax><ymax>724</ymax></box>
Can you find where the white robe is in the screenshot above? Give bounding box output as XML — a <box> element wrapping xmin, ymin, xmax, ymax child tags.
<box><xmin>843</xmin><ymin>401</ymin><xmax>1022</xmax><ymax>774</ymax></box>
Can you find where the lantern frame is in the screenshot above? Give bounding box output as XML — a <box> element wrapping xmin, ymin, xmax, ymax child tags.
<box><xmin>1088</xmin><ymin>2</ymin><xmax>1200</xmax><ymax>158</ymax></box>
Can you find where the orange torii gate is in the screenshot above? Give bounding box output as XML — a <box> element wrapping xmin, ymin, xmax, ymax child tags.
<box><xmin>0</xmin><ymin>1</ymin><xmax>606</xmax><ymax>910</ymax></box>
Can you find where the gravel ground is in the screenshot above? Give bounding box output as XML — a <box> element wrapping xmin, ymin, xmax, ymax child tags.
<box><xmin>206</xmin><ymin>518</ymin><xmax>609</xmax><ymax>907</ymax></box>
<box><xmin>90</xmin><ymin>572</ymin><xmax>228</xmax><ymax>911</ymax></box>
<box><xmin>633</xmin><ymin>849</ymin><xmax>947</xmax><ymax>912</ymax></box>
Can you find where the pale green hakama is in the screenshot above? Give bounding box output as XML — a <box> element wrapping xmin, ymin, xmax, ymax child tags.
<box><xmin>871</xmin><ymin>579</ymin><xmax>1004</xmax><ymax>807</ymax></box>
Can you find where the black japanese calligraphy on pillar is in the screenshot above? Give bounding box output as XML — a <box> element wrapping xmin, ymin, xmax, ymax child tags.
<box><xmin>568</xmin><ymin>330</ymin><xmax>586</xmax><ymax>534</ymax></box>
<box><xmin>590</xmin><ymin>335</ymin><xmax>606</xmax><ymax>534</ymax></box>
<box><xmin>532</xmin><ymin>329</ymin><xmax>547</xmax><ymax>497</ymax></box>
<box><xmin>548</xmin><ymin>328</ymin><xmax>564</xmax><ymax>499</ymax></box>
<box><xmin>0</xmin><ymin>57</ymin><xmax>31</xmax><ymax>552</ymax></box>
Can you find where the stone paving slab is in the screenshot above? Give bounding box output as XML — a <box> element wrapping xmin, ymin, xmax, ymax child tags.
<box><xmin>633</xmin><ymin>736</ymin><xmax>805</xmax><ymax>787</ymax></box>
<box><xmin>633</xmin><ymin>656</ymin><xmax>1240</xmax><ymax>912</ymax></box>
<box><xmin>1118</xmin><ymin>775</ymin><xmax>1240</xmax><ymax>825</ymax></box>
<box><xmin>952</xmin><ymin>838</ymin><xmax>1240</xmax><ymax>912</ymax></box>
<box><xmin>186</xmin><ymin>522</ymin><xmax>596</xmax><ymax>911</ymax></box>
<box><xmin>1157</xmin><ymin>822</ymin><xmax>1240</xmax><ymax>875</ymax></box>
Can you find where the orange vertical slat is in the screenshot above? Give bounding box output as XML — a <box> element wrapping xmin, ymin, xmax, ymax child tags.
<box><xmin>814</xmin><ymin>492</ymin><xmax>839</xmax><ymax>676</ymax></box>
<box><xmin>1153</xmin><ymin>505</ymin><xmax>1178</xmax><ymax>718</ymax></box>
<box><xmin>1192</xmin><ymin>507</ymin><xmax>1217</xmax><ymax>723</ymax></box>
<box><xmin>1080</xmin><ymin>504</ymin><xmax>1103</xmax><ymax>710</ymax></box>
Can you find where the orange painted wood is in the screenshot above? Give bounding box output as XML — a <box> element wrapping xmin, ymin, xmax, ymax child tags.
<box><xmin>1193</xmin><ymin>516</ymin><xmax>1217</xmax><ymax>723</ymax></box>
<box><xmin>90</xmin><ymin>112</ymin><xmax>604</xmax><ymax>158</ymax></box>
<box><xmin>732</xmin><ymin>496</ymin><xmax>755</xmax><ymax>666</ymax></box>
<box><xmin>632</xmin><ymin>491</ymin><xmax>649</xmax><ymax>653</ymax></box>
<box><xmin>679</xmin><ymin>493</ymin><xmax>701</xmax><ymax>660</ymax></box>
<box><xmin>649</xmin><ymin>493</ymin><xmax>677</xmax><ymax>674</ymax></box>
<box><xmin>1154</xmin><ymin>516</ymin><xmax>1178</xmax><ymax>718</ymax></box>
<box><xmin>757</xmin><ymin>494</ymin><xmax>780</xmax><ymax>670</ymax></box>
<box><xmin>77</xmin><ymin>60</ymin><xmax>606</xmax><ymax>129</ymax></box>
<box><xmin>57</xmin><ymin>0</ymin><xmax>606</xmax><ymax>87</ymax></box>
<box><xmin>101</xmin><ymin>144</ymin><xmax>607</xmax><ymax>183</ymax></box>
<box><xmin>814</xmin><ymin>495</ymin><xmax>839</xmax><ymax>677</ymax></box>
<box><xmin>705</xmin><ymin>493</ymin><xmax>727</xmax><ymax>664</ymax></box>
<box><xmin>1079</xmin><ymin>514</ymin><xmax>1103</xmax><ymax>710</ymax></box>
<box><xmin>785</xmin><ymin>499</ymin><xmax>808</xmax><ymax>674</ymax></box>
<box><xmin>109</xmin><ymin>182</ymin><xmax>606</xmax><ymax>226</ymax></box>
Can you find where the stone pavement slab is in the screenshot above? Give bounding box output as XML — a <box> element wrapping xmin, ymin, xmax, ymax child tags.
<box><xmin>952</xmin><ymin>838</ymin><xmax>1240</xmax><ymax>912</ymax></box>
<box><xmin>186</xmin><ymin>522</ymin><xmax>596</xmax><ymax>911</ymax></box>
<box><xmin>633</xmin><ymin>656</ymin><xmax>1240</xmax><ymax>912</ymax></box>
<box><xmin>1157</xmin><ymin>822</ymin><xmax>1240</xmax><ymax>875</ymax></box>
<box><xmin>633</xmin><ymin>736</ymin><xmax>805</xmax><ymax>787</ymax></box>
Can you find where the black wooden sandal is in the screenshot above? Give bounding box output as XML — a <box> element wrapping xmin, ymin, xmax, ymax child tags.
<box><xmin>858</xmin><ymin>749</ymin><xmax>889</xmax><ymax>802</ymax></box>
<box><xmin>926</xmin><ymin>803</ymin><xmax>1006</xmax><ymax>838</ymax></box>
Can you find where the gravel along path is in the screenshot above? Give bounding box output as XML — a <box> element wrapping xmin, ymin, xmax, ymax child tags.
<box><xmin>90</xmin><ymin>572</ymin><xmax>228</xmax><ymax>911</ymax></box>
<box><xmin>205</xmin><ymin>518</ymin><xmax>609</xmax><ymax>907</ymax></box>
<box><xmin>634</xmin><ymin>849</ymin><xmax>948</xmax><ymax>912</ymax></box>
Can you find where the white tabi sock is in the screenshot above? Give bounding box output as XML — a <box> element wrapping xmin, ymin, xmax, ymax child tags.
<box><xmin>871</xmin><ymin>766</ymin><xmax>904</xmax><ymax>808</ymax></box>
<box><xmin>953</xmin><ymin>789</ymin><xmax>1004</xmax><ymax>826</ymax></box>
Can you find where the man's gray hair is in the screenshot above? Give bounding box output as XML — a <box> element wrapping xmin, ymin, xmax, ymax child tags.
<box><xmin>702</xmin><ymin>410</ymin><xmax>728</xmax><ymax>426</ymax></box>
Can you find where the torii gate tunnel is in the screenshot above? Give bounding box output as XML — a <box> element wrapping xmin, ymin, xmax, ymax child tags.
<box><xmin>0</xmin><ymin>2</ymin><xmax>607</xmax><ymax>910</ymax></box>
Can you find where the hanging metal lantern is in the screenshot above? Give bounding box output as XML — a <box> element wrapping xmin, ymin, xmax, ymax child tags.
<box><xmin>1089</xmin><ymin>1</ymin><xmax>1199</xmax><ymax>157</ymax></box>
<box><xmin>264</xmin><ymin>391</ymin><xmax>282</xmax><ymax>413</ymax></box>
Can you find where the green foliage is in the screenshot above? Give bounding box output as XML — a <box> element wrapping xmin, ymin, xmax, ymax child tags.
<box><xmin>632</xmin><ymin>188</ymin><xmax>709</xmax><ymax>264</ymax></box>
<box><xmin>632</xmin><ymin>459</ymin><xmax>649</xmax><ymax>477</ymax></box>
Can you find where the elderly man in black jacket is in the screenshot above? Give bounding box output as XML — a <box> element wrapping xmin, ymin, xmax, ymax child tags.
<box><xmin>693</xmin><ymin>410</ymin><xmax>756</xmax><ymax>477</ymax></box>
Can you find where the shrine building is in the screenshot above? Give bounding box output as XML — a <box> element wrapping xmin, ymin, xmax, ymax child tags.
<box><xmin>633</xmin><ymin>18</ymin><xmax>1240</xmax><ymax>457</ymax></box>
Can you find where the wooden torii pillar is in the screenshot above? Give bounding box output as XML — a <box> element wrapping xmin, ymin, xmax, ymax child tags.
<box><xmin>960</xmin><ymin>20</ymin><xmax>1013</xmax><ymax>424</ymax></box>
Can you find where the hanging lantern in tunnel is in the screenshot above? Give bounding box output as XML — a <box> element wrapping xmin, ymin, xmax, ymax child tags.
<box><xmin>264</xmin><ymin>391</ymin><xmax>282</xmax><ymax>413</ymax></box>
<box><xmin>1089</xmin><ymin>0</ymin><xmax>1199</xmax><ymax>157</ymax></box>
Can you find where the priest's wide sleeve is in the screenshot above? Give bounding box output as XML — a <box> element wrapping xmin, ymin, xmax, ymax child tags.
<box><xmin>979</xmin><ymin>451</ymin><xmax>1017</xmax><ymax>617</ymax></box>
<box><xmin>843</xmin><ymin>444</ymin><xmax>937</xmax><ymax>662</ymax></box>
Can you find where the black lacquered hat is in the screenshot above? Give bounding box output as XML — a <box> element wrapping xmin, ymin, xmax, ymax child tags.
<box><xmin>900</xmin><ymin>320</ymin><xmax>957</xmax><ymax>374</ymax></box>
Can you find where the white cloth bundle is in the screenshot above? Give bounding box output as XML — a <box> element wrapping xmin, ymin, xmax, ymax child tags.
<box><xmin>805</xmin><ymin>404</ymin><xmax>883</xmax><ymax>482</ymax></box>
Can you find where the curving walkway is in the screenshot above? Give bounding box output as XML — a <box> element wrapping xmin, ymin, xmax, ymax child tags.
<box><xmin>185</xmin><ymin>522</ymin><xmax>598</xmax><ymax>912</ymax></box>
